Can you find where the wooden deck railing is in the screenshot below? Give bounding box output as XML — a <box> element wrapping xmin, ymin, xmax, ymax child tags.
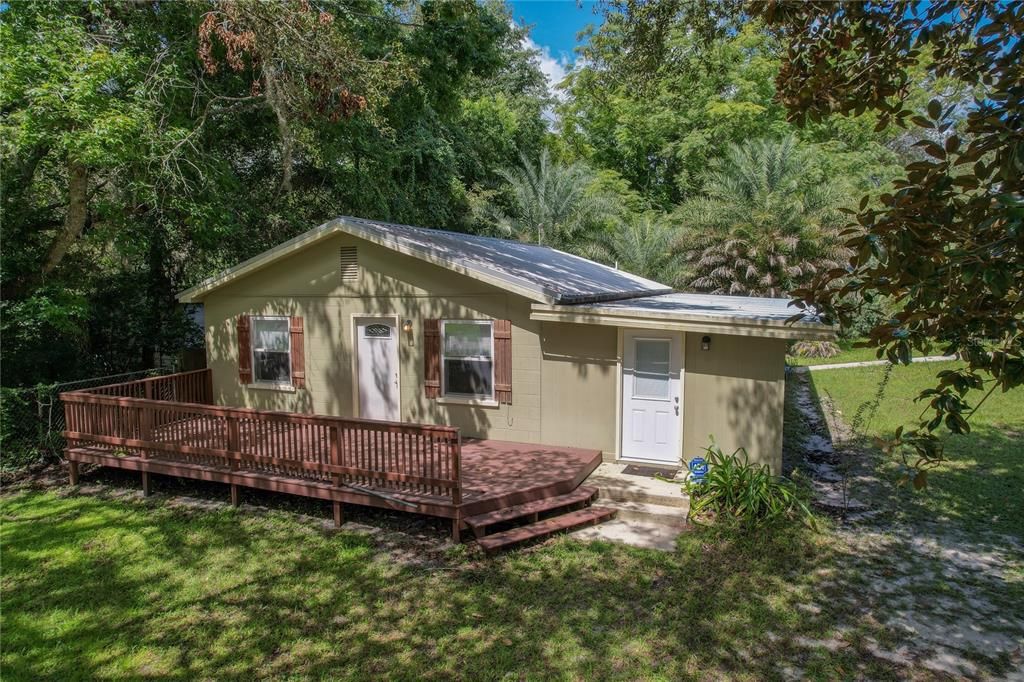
<box><xmin>77</xmin><ymin>367</ymin><xmax>214</xmax><ymax>404</ymax></box>
<box><xmin>61</xmin><ymin>369</ymin><xmax>462</xmax><ymax>504</ymax></box>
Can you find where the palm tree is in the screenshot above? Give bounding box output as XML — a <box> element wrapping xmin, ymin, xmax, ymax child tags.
<box><xmin>676</xmin><ymin>136</ymin><xmax>851</xmax><ymax>298</ymax></box>
<box><xmin>489</xmin><ymin>149</ymin><xmax>612</xmax><ymax>250</ymax></box>
<box><xmin>586</xmin><ymin>214</ymin><xmax>688</xmax><ymax>287</ymax></box>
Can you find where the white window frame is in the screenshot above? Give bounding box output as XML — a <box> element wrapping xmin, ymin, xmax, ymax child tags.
<box><xmin>440</xmin><ymin>319</ymin><xmax>495</xmax><ymax>400</ymax></box>
<box><xmin>250</xmin><ymin>315</ymin><xmax>292</xmax><ymax>387</ymax></box>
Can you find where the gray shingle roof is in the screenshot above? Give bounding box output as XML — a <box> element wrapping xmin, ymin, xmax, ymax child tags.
<box><xmin>336</xmin><ymin>216</ymin><xmax>673</xmax><ymax>305</ymax></box>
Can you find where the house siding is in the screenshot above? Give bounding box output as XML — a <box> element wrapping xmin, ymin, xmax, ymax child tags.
<box><xmin>203</xmin><ymin>233</ymin><xmax>545</xmax><ymax>444</ymax></box>
<box><xmin>682</xmin><ymin>332</ymin><xmax>787</xmax><ymax>474</ymax></box>
<box><xmin>201</xmin><ymin>232</ymin><xmax>789</xmax><ymax>469</ymax></box>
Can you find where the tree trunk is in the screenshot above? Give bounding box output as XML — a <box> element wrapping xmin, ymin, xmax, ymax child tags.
<box><xmin>262</xmin><ymin>69</ymin><xmax>293</xmax><ymax>196</ymax></box>
<box><xmin>42</xmin><ymin>159</ymin><xmax>89</xmax><ymax>276</ymax></box>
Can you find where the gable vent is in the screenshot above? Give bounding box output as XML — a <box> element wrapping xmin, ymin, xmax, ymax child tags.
<box><xmin>339</xmin><ymin>246</ymin><xmax>358</xmax><ymax>282</ymax></box>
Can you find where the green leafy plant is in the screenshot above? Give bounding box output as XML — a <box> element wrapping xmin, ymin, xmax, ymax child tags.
<box><xmin>685</xmin><ymin>439</ymin><xmax>815</xmax><ymax>528</ymax></box>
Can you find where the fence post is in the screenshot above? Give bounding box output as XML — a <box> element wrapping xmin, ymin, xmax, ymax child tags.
<box><xmin>226</xmin><ymin>412</ymin><xmax>240</xmax><ymax>505</ymax></box>
<box><xmin>204</xmin><ymin>369</ymin><xmax>213</xmax><ymax>405</ymax></box>
<box><xmin>330</xmin><ymin>425</ymin><xmax>344</xmax><ymax>527</ymax></box>
<box><xmin>450</xmin><ymin>432</ymin><xmax>462</xmax><ymax>543</ymax></box>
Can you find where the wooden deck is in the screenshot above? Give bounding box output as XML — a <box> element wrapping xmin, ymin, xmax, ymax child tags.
<box><xmin>61</xmin><ymin>369</ymin><xmax>602</xmax><ymax>541</ymax></box>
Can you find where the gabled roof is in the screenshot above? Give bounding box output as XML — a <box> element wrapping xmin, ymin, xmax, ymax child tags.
<box><xmin>177</xmin><ymin>216</ymin><xmax>673</xmax><ymax>305</ymax></box>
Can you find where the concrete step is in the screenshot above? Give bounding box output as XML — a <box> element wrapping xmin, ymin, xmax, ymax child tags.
<box><xmin>595</xmin><ymin>498</ymin><xmax>689</xmax><ymax>527</ymax></box>
<box><xmin>584</xmin><ymin>463</ymin><xmax>690</xmax><ymax>508</ymax></box>
<box><xmin>477</xmin><ymin>506</ymin><xmax>617</xmax><ymax>553</ymax></box>
<box><xmin>464</xmin><ymin>486</ymin><xmax>598</xmax><ymax>536</ymax></box>
<box><xmin>588</xmin><ymin>478</ymin><xmax>689</xmax><ymax>508</ymax></box>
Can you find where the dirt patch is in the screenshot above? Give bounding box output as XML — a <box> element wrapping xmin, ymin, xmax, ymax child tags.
<box><xmin>785</xmin><ymin>372</ymin><xmax>1024</xmax><ymax>679</ymax></box>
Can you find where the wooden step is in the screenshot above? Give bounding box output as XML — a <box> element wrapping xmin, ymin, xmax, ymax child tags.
<box><xmin>477</xmin><ymin>506</ymin><xmax>616</xmax><ymax>553</ymax></box>
<box><xmin>464</xmin><ymin>486</ymin><xmax>598</xmax><ymax>535</ymax></box>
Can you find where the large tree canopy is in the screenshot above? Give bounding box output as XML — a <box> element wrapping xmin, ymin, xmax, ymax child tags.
<box><xmin>748</xmin><ymin>1</ymin><xmax>1023</xmax><ymax>480</ymax></box>
<box><xmin>0</xmin><ymin>0</ymin><xmax>550</xmax><ymax>386</ymax></box>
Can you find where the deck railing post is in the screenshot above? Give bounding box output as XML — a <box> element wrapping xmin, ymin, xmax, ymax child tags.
<box><xmin>204</xmin><ymin>368</ymin><xmax>213</xmax><ymax>405</ymax></box>
<box><xmin>330</xmin><ymin>425</ymin><xmax>345</xmax><ymax>527</ymax></box>
<box><xmin>139</xmin><ymin>403</ymin><xmax>153</xmax><ymax>443</ymax></box>
<box><xmin>226</xmin><ymin>413</ymin><xmax>240</xmax><ymax>468</ymax></box>
<box><xmin>450</xmin><ymin>432</ymin><xmax>462</xmax><ymax>543</ymax></box>
<box><xmin>451</xmin><ymin>433</ymin><xmax>462</xmax><ymax>507</ymax></box>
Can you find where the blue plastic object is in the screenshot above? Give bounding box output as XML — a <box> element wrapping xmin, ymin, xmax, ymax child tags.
<box><xmin>688</xmin><ymin>457</ymin><xmax>709</xmax><ymax>484</ymax></box>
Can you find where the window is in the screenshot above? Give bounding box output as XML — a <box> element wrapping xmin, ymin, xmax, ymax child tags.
<box><xmin>441</xmin><ymin>320</ymin><xmax>493</xmax><ymax>399</ymax></box>
<box><xmin>633</xmin><ymin>339</ymin><xmax>670</xmax><ymax>399</ymax></box>
<box><xmin>252</xmin><ymin>317</ymin><xmax>291</xmax><ymax>384</ymax></box>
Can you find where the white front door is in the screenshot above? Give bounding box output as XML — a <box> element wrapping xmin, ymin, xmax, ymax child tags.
<box><xmin>621</xmin><ymin>331</ymin><xmax>682</xmax><ymax>464</ymax></box>
<box><xmin>354</xmin><ymin>316</ymin><xmax>400</xmax><ymax>421</ymax></box>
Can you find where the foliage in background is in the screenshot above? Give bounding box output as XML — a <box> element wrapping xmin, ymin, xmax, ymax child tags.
<box><xmin>584</xmin><ymin>213</ymin><xmax>687</xmax><ymax>287</ymax></box>
<box><xmin>751</xmin><ymin>1</ymin><xmax>1024</xmax><ymax>477</ymax></box>
<box><xmin>0</xmin><ymin>0</ymin><xmax>549</xmax><ymax>387</ymax></box>
<box><xmin>484</xmin><ymin>149</ymin><xmax>614</xmax><ymax>250</ymax></box>
<box><xmin>686</xmin><ymin>438</ymin><xmax>815</xmax><ymax>528</ymax></box>
<box><xmin>675</xmin><ymin>136</ymin><xmax>851</xmax><ymax>297</ymax></box>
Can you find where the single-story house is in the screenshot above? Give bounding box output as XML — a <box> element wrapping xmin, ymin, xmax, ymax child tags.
<box><xmin>177</xmin><ymin>216</ymin><xmax>833</xmax><ymax>475</ymax></box>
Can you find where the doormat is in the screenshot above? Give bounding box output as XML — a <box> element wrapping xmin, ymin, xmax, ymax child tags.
<box><xmin>621</xmin><ymin>464</ymin><xmax>679</xmax><ymax>479</ymax></box>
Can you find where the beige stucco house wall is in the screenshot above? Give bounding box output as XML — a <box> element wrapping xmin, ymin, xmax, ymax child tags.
<box><xmin>197</xmin><ymin>229</ymin><xmax>793</xmax><ymax>473</ymax></box>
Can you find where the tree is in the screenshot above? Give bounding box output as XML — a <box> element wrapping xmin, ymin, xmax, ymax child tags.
<box><xmin>585</xmin><ymin>213</ymin><xmax>687</xmax><ymax>287</ymax></box>
<box><xmin>486</xmin><ymin>149</ymin><xmax>613</xmax><ymax>250</ymax></box>
<box><xmin>750</xmin><ymin>1</ymin><xmax>1024</xmax><ymax>480</ymax></box>
<box><xmin>560</xmin><ymin>9</ymin><xmax>906</xmax><ymax>208</ymax></box>
<box><xmin>0</xmin><ymin>0</ymin><xmax>549</xmax><ymax>386</ymax></box>
<box><xmin>676</xmin><ymin>136</ymin><xmax>850</xmax><ymax>297</ymax></box>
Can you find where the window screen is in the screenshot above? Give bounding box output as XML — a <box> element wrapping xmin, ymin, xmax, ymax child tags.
<box><xmin>252</xmin><ymin>317</ymin><xmax>291</xmax><ymax>383</ymax></box>
<box><xmin>633</xmin><ymin>339</ymin><xmax>670</xmax><ymax>399</ymax></box>
<box><xmin>442</xmin><ymin>321</ymin><xmax>493</xmax><ymax>398</ymax></box>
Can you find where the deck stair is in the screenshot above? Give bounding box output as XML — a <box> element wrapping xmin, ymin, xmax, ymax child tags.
<box><xmin>466</xmin><ymin>486</ymin><xmax>616</xmax><ymax>552</ymax></box>
<box><xmin>476</xmin><ymin>505</ymin><xmax>616</xmax><ymax>553</ymax></box>
<box><xmin>465</xmin><ymin>486</ymin><xmax>598</xmax><ymax>537</ymax></box>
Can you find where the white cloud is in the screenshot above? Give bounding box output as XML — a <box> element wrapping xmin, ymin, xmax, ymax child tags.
<box><xmin>523</xmin><ymin>33</ymin><xmax>571</xmax><ymax>102</ymax></box>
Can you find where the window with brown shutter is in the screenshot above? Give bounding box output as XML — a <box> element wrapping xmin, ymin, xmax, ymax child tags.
<box><xmin>424</xmin><ymin>319</ymin><xmax>441</xmax><ymax>398</ymax></box>
<box><xmin>237</xmin><ymin>315</ymin><xmax>252</xmax><ymax>383</ymax></box>
<box><xmin>493</xmin><ymin>319</ymin><xmax>512</xmax><ymax>404</ymax></box>
<box><xmin>290</xmin><ymin>316</ymin><xmax>305</xmax><ymax>389</ymax></box>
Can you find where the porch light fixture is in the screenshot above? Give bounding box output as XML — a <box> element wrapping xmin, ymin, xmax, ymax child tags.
<box><xmin>402</xmin><ymin>319</ymin><xmax>414</xmax><ymax>345</ymax></box>
<box><xmin>701</xmin><ymin>335</ymin><xmax>711</xmax><ymax>351</ymax></box>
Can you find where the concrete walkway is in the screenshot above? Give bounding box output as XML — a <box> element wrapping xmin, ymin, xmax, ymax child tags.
<box><xmin>789</xmin><ymin>354</ymin><xmax>956</xmax><ymax>373</ymax></box>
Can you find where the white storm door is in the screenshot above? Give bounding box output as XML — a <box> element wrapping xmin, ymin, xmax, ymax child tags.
<box><xmin>355</xmin><ymin>317</ymin><xmax>400</xmax><ymax>421</ymax></box>
<box><xmin>621</xmin><ymin>331</ymin><xmax>682</xmax><ymax>464</ymax></box>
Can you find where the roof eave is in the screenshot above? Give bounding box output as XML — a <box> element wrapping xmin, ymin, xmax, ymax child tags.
<box><xmin>176</xmin><ymin>216</ymin><xmax>672</xmax><ymax>306</ymax></box>
<box><xmin>529</xmin><ymin>303</ymin><xmax>837</xmax><ymax>341</ymax></box>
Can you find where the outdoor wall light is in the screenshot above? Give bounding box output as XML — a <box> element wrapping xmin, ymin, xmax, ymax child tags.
<box><xmin>402</xmin><ymin>319</ymin><xmax>413</xmax><ymax>334</ymax></box>
<box><xmin>701</xmin><ymin>335</ymin><xmax>711</xmax><ymax>351</ymax></box>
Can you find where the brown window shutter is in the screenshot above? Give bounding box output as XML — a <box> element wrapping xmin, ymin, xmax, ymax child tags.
<box><xmin>494</xmin><ymin>319</ymin><xmax>512</xmax><ymax>404</ymax></box>
<box><xmin>290</xmin><ymin>316</ymin><xmax>306</xmax><ymax>389</ymax></box>
<box><xmin>237</xmin><ymin>315</ymin><xmax>252</xmax><ymax>383</ymax></box>
<box><xmin>424</xmin><ymin>319</ymin><xmax>441</xmax><ymax>398</ymax></box>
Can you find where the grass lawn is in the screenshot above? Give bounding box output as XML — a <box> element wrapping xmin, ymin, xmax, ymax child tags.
<box><xmin>2</xmin><ymin>486</ymin><xmax>915</xmax><ymax>681</ymax></box>
<box><xmin>809</xmin><ymin>361</ymin><xmax>1024</xmax><ymax>537</ymax></box>
<box><xmin>3</xmin><ymin>362</ymin><xmax>1020</xmax><ymax>680</ymax></box>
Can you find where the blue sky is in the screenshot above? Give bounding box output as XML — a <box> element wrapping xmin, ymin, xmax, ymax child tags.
<box><xmin>506</xmin><ymin>1</ymin><xmax>603</xmax><ymax>95</ymax></box>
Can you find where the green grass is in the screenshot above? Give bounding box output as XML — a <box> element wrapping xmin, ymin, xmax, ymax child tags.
<box><xmin>2</xmin><ymin>489</ymin><xmax>910</xmax><ymax>681</ymax></box>
<box><xmin>809</xmin><ymin>361</ymin><xmax>1024</xmax><ymax>537</ymax></box>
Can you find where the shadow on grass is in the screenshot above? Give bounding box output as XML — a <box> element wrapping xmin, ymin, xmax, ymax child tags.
<box><xmin>805</xmin><ymin>370</ymin><xmax>1024</xmax><ymax>539</ymax></box>
<box><xmin>0</xmin><ymin>484</ymin><xmax>925</xmax><ymax>681</ymax></box>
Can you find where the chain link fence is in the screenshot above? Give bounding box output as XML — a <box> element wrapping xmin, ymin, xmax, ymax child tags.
<box><xmin>1</xmin><ymin>368</ymin><xmax>173</xmax><ymax>471</ymax></box>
